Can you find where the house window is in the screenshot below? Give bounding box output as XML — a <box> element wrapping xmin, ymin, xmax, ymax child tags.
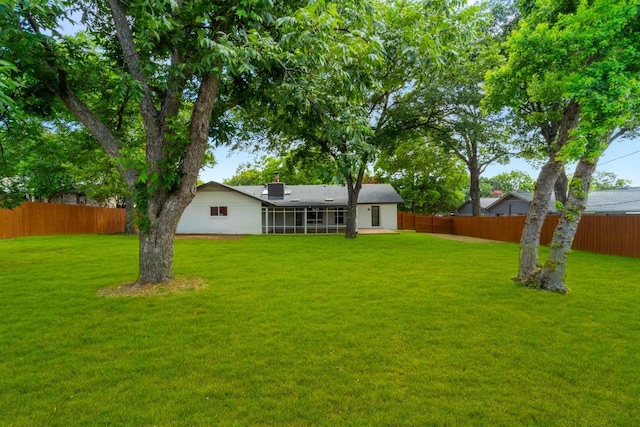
<box><xmin>335</xmin><ymin>208</ymin><xmax>345</xmax><ymax>224</ymax></box>
<box><xmin>210</xmin><ymin>206</ymin><xmax>228</xmax><ymax>217</ymax></box>
<box><xmin>307</xmin><ymin>209</ymin><xmax>323</xmax><ymax>224</ymax></box>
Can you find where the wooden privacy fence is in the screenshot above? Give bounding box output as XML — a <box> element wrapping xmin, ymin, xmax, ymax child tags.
<box><xmin>397</xmin><ymin>212</ymin><xmax>453</xmax><ymax>234</ymax></box>
<box><xmin>0</xmin><ymin>202</ymin><xmax>126</xmax><ymax>239</ymax></box>
<box><xmin>398</xmin><ymin>211</ymin><xmax>640</xmax><ymax>258</ymax></box>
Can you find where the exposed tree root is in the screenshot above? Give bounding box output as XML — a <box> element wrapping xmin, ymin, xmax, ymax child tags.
<box><xmin>97</xmin><ymin>276</ymin><xmax>208</xmax><ymax>297</ymax></box>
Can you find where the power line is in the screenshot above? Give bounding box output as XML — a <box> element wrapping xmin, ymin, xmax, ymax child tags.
<box><xmin>588</xmin><ymin>199</ymin><xmax>640</xmax><ymax>208</ymax></box>
<box><xmin>598</xmin><ymin>149</ymin><xmax>640</xmax><ymax>166</ymax></box>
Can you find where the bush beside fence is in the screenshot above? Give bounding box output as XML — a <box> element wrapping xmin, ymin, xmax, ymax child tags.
<box><xmin>398</xmin><ymin>211</ymin><xmax>640</xmax><ymax>258</ymax></box>
<box><xmin>0</xmin><ymin>202</ymin><xmax>126</xmax><ymax>239</ymax></box>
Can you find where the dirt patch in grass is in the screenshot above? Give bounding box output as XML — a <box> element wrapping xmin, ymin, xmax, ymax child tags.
<box><xmin>175</xmin><ymin>234</ymin><xmax>244</xmax><ymax>240</ymax></box>
<box><xmin>97</xmin><ymin>276</ymin><xmax>208</xmax><ymax>297</ymax></box>
<box><xmin>427</xmin><ymin>233</ymin><xmax>504</xmax><ymax>243</ymax></box>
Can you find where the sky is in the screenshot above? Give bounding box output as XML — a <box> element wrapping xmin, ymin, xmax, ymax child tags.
<box><xmin>200</xmin><ymin>137</ymin><xmax>640</xmax><ymax>186</ymax></box>
<box><xmin>484</xmin><ymin>137</ymin><xmax>640</xmax><ymax>186</ymax></box>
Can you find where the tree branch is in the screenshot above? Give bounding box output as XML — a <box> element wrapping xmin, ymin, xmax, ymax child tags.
<box><xmin>179</xmin><ymin>74</ymin><xmax>220</xmax><ymax>195</ymax></box>
<box><xmin>107</xmin><ymin>0</ymin><xmax>161</xmax><ymax>145</ymax></box>
<box><xmin>20</xmin><ymin>6</ymin><xmax>135</xmax><ymax>187</ymax></box>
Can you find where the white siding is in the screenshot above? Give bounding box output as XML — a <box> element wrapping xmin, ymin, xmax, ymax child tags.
<box><xmin>177</xmin><ymin>187</ymin><xmax>262</xmax><ymax>234</ymax></box>
<box><xmin>356</xmin><ymin>204</ymin><xmax>398</xmax><ymax>230</ymax></box>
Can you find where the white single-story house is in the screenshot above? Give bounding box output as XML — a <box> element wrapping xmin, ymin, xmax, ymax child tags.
<box><xmin>177</xmin><ymin>181</ymin><xmax>404</xmax><ymax>234</ymax></box>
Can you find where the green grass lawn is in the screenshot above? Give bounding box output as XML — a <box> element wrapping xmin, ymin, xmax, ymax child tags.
<box><xmin>1</xmin><ymin>232</ymin><xmax>639</xmax><ymax>426</ymax></box>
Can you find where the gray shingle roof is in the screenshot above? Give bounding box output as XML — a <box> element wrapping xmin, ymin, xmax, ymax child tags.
<box><xmin>198</xmin><ymin>182</ymin><xmax>403</xmax><ymax>207</ymax></box>
<box><xmin>585</xmin><ymin>188</ymin><xmax>640</xmax><ymax>213</ymax></box>
<box><xmin>485</xmin><ymin>191</ymin><xmax>557</xmax><ymax>212</ymax></box>
<box><xmin>457</xmin><ymin>197</ymin><xmax>499</xmax><ymax>211</ymax></box>
<box><xmin>483</xmin><ymin>188</ymin><xmax>640</xmax><ymax>214</ymax></box>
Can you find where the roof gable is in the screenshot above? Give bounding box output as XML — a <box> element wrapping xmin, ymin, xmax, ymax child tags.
<box><xmin>196</xmin><ymin>181</ymin><xmax>276</xmax><ymax>205</ymax></box>
<box><xmin>456</xmin><ymin>198</ymin><xmax>497</xmax><ymax>211</ymax></box>
<box><xmin>486</xmin><ymin>191</ymin><xmax>557</xmax><ymax>212</ymax></box>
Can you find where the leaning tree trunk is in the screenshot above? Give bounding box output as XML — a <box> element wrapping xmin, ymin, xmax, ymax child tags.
<box><xmin>536</xmin><ymin>128</ymin><xmax>621</xmax><ymax>293</ymax></box>
<box><xmin>517</xmin><ymin>99</ymin><xmax>581</xmax><ymax>284</ymax></box>
<box><xmin>518</xmin><ymin>159</ymin><xmax>565</xmax><ymax>282</ymax></box>
<box><xmin>537</xmin><ymin>157</ymin><xmax>596</xmax><ymax>293</ymax></box>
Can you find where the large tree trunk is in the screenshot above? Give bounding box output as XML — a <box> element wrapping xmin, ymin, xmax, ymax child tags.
<box><xmin>345</xmin><ymin>192</ymin><xmax>359</xmax><ymax>238</ymax></box>
<box><xmin>135</xmin><ymin>75</ymin><xmax>218</xmax><ymax>284</ymax></box>
<box><xmin>344</xmin><ymin>168</ymin><xmax>365</xmax><ymax>239</ymax></box>
<box><xmin>138</xmin><ymin>219</ymin><xmax>178</xmax><ymax>284</ymax></box>
<box><xmin>108</xmin><ymin>0</ymin><xmax>220</xmax><ymax>285</ymax></box>
<box><xmin>137</xmin><ymin>192</ymin><xmax>194</xmax><ymax>283</ymax></box>
<box><xmin>26</xmin><ymin>0</ymin><xmax>219</xmax><ymax>286</ymax></box>
<box><xmin>517</xmin><ymin>99</ymin><xmax>580</xmax><ymax>284</ymax></box>
<box><xmin>469</xmin><ymin>156</ymin><xmax>482</xmax><ymax>216</ymax></box>
<box><xmin>537</xmin><ymin>157</ymin><xmax>596</xmax><ymax>293</ymax></box>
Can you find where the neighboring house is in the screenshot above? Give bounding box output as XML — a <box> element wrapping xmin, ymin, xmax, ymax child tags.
<box><xmin>457</xmin><ymin>188</ymin><xmax>640</xmax><ymax>216</ymax></box>
<box><xmin>455</xmin><ymin>198</ymin><xmax>498</xmax><ymax>216</ymax></box>
<box><xmin>1</xmin><ymin>177</ymin><xmax>113</xmax><ymax>207</ymax></box>
<box><xmin>177</xmin><ymin>181</ymin><xmax>404</xmax><ymax>235</ymax></box>
<box><xmin>485</xmin><ymin>191</ymin><xmax>557</xmax><ymax>216</ymax></box>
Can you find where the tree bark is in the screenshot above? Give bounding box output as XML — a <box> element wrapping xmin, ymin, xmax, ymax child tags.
<box><xmin>517</xmin><ymin>99</ymin><xmax>580</xmax><ymax>284</ymax></box>
<box><xmin>554</xmin><ymin>169</ymin><xmax>568</xmax><ymax>206</ymax></box>
<box><xmin>517</xmin><ymin>159</ymin><xmax>565</xmax><ymax>282</ymax></box>
<box><xmin>537</xmin><ymin>129</ymin><xmax>622</xmax><ymax>293</ymax></box>
<box><xmin>469</xmin><ymin>155</ymin><xmax>482</xmax><ymax>216</ymax></box>
<box><xmin>135</xmin><ymin>75</ymin><xmax>219</xmax><ymax>284</ymax></box>
<box><xmin>124</xmin><ymin>196</ymin><xmax>136</xmax><ymax>235</ymax></box>
<box><xmin>16</xmin><ymin>0</ymin><xmax>221</xmax><ymax>285</ymax></box>
<box><xmin>344</xmin><ymin>167</ymin><xmax>365</xmax><ymax>239</ymax></box>
<box><xmin>138</xmin><ymin>209</ymin><xmax>181</xmax><ymax>283</ymax></box>
<box><xmin>537</xmin><ymin>156</ymin><xmax>596</xmax><ymax>293</ymax></box>
<box><xmin>107</xmin><ymin>0</ymin><xmax>220</xmax><ymax>284</ymax></box>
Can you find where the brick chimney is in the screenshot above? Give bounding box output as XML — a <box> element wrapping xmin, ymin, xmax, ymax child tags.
<box><xmin>267</xmin><ymin>172</ymin><xmax>285</xmax><ymax>199</ymax></box>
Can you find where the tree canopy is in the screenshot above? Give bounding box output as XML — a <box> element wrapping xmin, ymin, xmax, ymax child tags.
<box><xmin>375</xmin><ymin>136</ymin><xmax>468</xmax><ymax>214</ymax></box>
<box><xmin>234</xmin><ymin>0</ymin><xmax>474</xmax><ymax>237</ymax></box>
<box><xmin>0</xmin><ymin>0</ymin><xmax>298</xmax><ymax>283</ymax></box>
<box><xmin>223</xmin><ymin>154</ymin><xmax>326</xmax><ymax>186</ymax></box>
<box><xmin>479</xmin><ymin>170</ymin><xmax>535</xmax><ymax>196</ymax></box>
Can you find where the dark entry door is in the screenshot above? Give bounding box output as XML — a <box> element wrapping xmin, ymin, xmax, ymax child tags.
<box><xmin>371</xmin><ymin>205</ymin><xmax>380</xmax><ymax>227</ymax></box>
